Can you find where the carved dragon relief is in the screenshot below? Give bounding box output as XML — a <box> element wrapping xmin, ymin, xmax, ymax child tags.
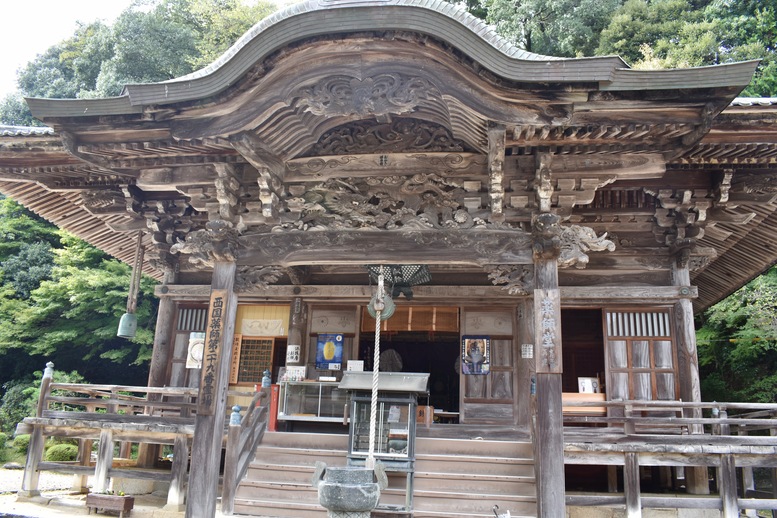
<box><xmin>293</xmin><ymin>74</ymin><xmax>441</xmax><ymax>119</ymax></box>
<box><xmin>235</xmin><ymin>265</ymin><xmax>286</xmax><ymax>291</ymax></box>
<box><xmin>170</xmin><ymin>219</ymin><xmax>240</xmax><ymax>269</ymax></box>
<box><xmin>486</xmin><ymin>265</ymin><xmax>534</xmax><ymax>295</ymax></box>
<box><xmin>275</xmin><ymin>174</ymin><xmax>488</xmax><ymax>232</ymax></box>
<box><xmin>303</xmin><ymin>118</ymin><xmax>471</xmax><ymax>157</ymax></box>
<box><xmin>532</xmin><ymin>212</ymin><xmax>616</xmax><ymax>268</ymax></box>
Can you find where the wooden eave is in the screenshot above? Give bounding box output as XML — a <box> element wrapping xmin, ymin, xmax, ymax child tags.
<box><xmin>1</xmin><ymin>0</ymin><xmax>772</xmax><ymax>311</ymax></box>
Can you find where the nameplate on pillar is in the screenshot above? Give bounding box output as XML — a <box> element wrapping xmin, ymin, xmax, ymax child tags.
<box><xmin>534</xmin><ymin>288</ymin><xmax>563</xmax><ymax>374</ymax></box>
<box><xmin>198</xmin><ymin>289</ymin><xmax>228</xmax><ymax>415</ymax></box>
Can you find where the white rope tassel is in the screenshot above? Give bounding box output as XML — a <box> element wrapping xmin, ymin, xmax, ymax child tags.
<box><xmin>367</xmin><ymin>270</ymin><xmax>384</xmax><ymax>469</ymax></box>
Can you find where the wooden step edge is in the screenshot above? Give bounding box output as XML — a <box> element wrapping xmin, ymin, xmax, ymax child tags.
<box><xmin>238</xmin><ymin>480</ymin><xmax>317</xmax><ymax>490</ymax></box>
<box><xmin>233</xmin><ymin>497</ymin><xmax>324</xmax><ymax>511</ymax></box>
<box><xmin>255</xmin><ymin>445</ymin><xmax>347</xmax><ymax>455</ymax></box>
<box><xmin>415</xmin><ymin>471</ymin><xmax>536</xmax><ymax>483</ymax></box>
<box><xmin>247</xmin><ymin>462</ymin><xmax>319</xmax><ymax>472</ymax></box>
<box><xmin>415</xmin><ymin>452</ymin><xmax>534</xmax><ymax>464</ymax></box>
<box><xmin>412</xmin><ymin>489</ymin><xmax>537</xmax><ymax>502</ymax></box>
<box><xmin>413</xmin><ymin>511</ymin><xmax>535</xmax><ymax>518</ymax></box>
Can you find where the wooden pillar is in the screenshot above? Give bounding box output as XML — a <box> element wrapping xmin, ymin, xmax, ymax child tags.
<box><xmin>516</xmin><ymin>299</ymin><xmax>535</xmax><ymax>431</ymax></box>
<box><xmin>672</xmin><ymin>261</ymin><xmax>710</xmax><ymax>495</ymax></box>
<box><xmin>165</xmin><ymin>434</ymin><xmax>189</xmax><ymax>511</ymax></box>
<box><xmin>147</xmin><ymin>269</ymin><xmax>178</xmax><ymax>388</ymax></box>
<box><xmin>93</xmin><ymin>429</ymin><xmax>114</xmax><ymax>493</ymax></box>
<box><xmin>285</xmin><ymin>297</ymin><xmax>306</xmax><ymax>367</ymax></box>
<box><xmin>624</xmin><ymin>452</ymin><xmax>642</xmax><ymax>518</ymax></box>
<box><xmin>20</xmin><ymin>362</ymin><xmax>54</xmax><ymax>498</ymax></box>
<box><xmin>138</xmin><ymin>269</ymin><xmax>178</xmax><ymax>468</ymax></box>
<box><xmin>533</xmin><ymin>230</ymin><xmax>565</xmax><ymax>518</ymax></box>
<box><xmin>186</xmin><ymin>260</ymin><xmax>238</xmax><ymax>518</ymax></box>
<box><xmin>719</xmin><ymin>454</ymin><xmax>739</xmax><ymax>518</ymax></box>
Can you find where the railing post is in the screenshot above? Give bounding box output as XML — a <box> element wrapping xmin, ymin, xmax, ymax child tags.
<box><xmin>93</xmin><ymin>428</ymin><xmax>114</xmax><ymax>493</ymax></box>
<box><xmin>739</xmin><ymin>424</ymin><xmax>758</xmax><ymax>518</ymax></box>
<box><xmin>19</xmin><ymin>361</ymin><xmax>55</xmax><ymax>498</ymax></box>
<box><xmin>221</xmin><ymin>405</ymin><xmax>242</xmax><ymax>515</ymax></box>
<box><xmin>719</xmin><ymin>454</ymin><xmax>739</xmax><ymax>518</ymax></box>
<box><xmin>624</xmin><ymin>452</ymin><xmax>642</xmax><ymax>518</ymax></box>
<box><xmin>165</xmin><ymin>433</ymin><xmax>189</xmax><ymax>511</ymax></box>
<box><xmin>624</xmin><ymin>403</ymin><xmax>635</xmax><ymax>435</ymax></box>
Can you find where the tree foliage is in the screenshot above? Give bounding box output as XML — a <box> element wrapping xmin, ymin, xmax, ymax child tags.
<box><xmin>697</xmin><ymin>267</ymin><xmax>777</xmax><ymax>402</ymax></box>
<box><xmin>484</xmin><ymin>0</ymin><xmax>623</xmax><ymax>57</ymax></box>
<box><xmin>1</xmin><ymin>0</ymin><xmax>276</xmax><ymax>122</ymax></box>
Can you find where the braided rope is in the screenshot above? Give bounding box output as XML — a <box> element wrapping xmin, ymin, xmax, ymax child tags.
<box><xmin>366</xmin><ymin>271</ymin><xmax>384</xmax><ymax>469</ymax></box>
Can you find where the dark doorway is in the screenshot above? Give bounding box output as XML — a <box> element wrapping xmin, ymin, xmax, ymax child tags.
<box><xmin>561</xmin><ymin>309</ymin><xmax>605</xmax><ymax>393</ymax></box>
<box><xmin>359</xmin><ymin>331</ymin><xmax>460</xmax><ymax>412</ymax></box>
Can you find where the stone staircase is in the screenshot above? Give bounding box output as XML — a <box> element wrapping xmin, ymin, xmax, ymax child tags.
<box><xmin>231</xmin><ymin>431</ymin><xmax>536</xmax><ymax>517</ymax></box>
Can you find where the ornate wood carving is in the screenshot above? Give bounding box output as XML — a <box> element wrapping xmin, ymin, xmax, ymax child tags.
<box><xmin>532</xmin><ymin>212</ymin><xmax>615</xmax><ymax>268</ymax></box>
<box><xmin>485</xmin><ymin>265</ymin><xmax>534</xmax><ymax>295</ymax></box>
<box><xmin>285</xmin><ymin>152</ymin><xmax>487</xmax><ymax>181</ymax></box>
<box><xmin>293</xmin><ymin>74</ymin><xmax>441</xmax><ymax>118</ymax></box>
<box><xmin>170</xmin><ymin>220</ymin><xmax>240</xmax><ymax>269</ymax></box>
<box><xmin>488</xmin><ymin>124</ymin><xmax>506</xmax><ymax>222</ymax></box>
<box><xmin>274</xmin><ymin>174</ymin><xmax>479</xmax><ymax>231</ymax></box>
<box><xmin>238</xmin><ymin>229</ymin><xmax>535</xmax><ymax>266</ymax></box>
<box><xmin>235</xmin><ymin>265</ymin><xmax>285</xmax><ymax>291</ymax></box>
<box><xmin>306</xmin><ymin>118</ymin><xmax>469</xmax><ymax>156</ymax></box>
<box><xmin>535</xmin><ymin>154</ymin><xmax>553</xmax><ymax>213</ymax></box>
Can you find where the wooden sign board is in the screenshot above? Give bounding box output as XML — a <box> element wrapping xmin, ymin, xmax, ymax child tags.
<box><xmin>534</xmin><ymin>288</ymin><xmax>563</xmax><ymax>374</ymax></box>
<box><xmin>198</xmin><ymin>289</ymin><xmax>228</xmax><ymax>415</ymax></box>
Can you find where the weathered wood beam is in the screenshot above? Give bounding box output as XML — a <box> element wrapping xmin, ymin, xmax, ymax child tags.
<box><xmin>285</xmin><ymin>153</ymin><xmax>488</xmax><ymax>182</ymax></box>
<box><xmin>155</xmin><ymin>284</ymin><xmax>697</xmax><ymax>302</ymax></box>
<box><xmin>238</xmin><ymin>229</ymin><xmax>534</xmax><ymax>266</ymax></box>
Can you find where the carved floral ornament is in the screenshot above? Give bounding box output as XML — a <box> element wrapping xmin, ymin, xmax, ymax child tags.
<box><xmin>302</xmin><ymin>119</ymin><xmax>470</xmax><ymax>157</ymax></box>
<box><xmin>293</xmin><ymin>74</ymin><xmax>441</xmax><ymax>119</ymax></box>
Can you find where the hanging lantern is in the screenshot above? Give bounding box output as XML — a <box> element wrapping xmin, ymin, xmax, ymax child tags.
<box><xmin>366</xmin><ymin>265</ymin><xmax>431</xmax><ymax>300</ymax></box>
<box><xmin>117</xmin><ymin>231</ymin><xmax>145</xmax><ymax>338</ymax></box>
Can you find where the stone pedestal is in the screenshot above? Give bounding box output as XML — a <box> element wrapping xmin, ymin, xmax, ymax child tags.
<box><xmin>313</xmin><ymin>463</ymin><xmax>386</xmax><ymax>518</ymax></box>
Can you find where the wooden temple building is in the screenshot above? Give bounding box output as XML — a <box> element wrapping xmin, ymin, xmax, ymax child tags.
<box><xmin>3</xmin><ymin>1</ymin><xmax>777</xmax><ymax>517</ymax></box>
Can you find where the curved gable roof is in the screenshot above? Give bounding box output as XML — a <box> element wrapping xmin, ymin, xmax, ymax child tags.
<box><xmin>27</xmin><ymin>0</ymin><xmax>756</xmax><ymax>120</ymax></box>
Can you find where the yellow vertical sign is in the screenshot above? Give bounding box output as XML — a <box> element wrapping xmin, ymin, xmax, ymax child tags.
<box><xmin>198</xmin><ymin>289</ymin><xmax>228</xmax><ymax>415</ymax></box>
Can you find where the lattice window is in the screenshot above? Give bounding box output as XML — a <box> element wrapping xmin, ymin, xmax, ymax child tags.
<box><xmin>231</xmin><ymin>337</ymin><xmax>274</xmax><ymax>384</ymax></box>
<box><xmin>605</xmin><ymin>309</ymin><xmax>677</xmax><ymax>401</ymax></box>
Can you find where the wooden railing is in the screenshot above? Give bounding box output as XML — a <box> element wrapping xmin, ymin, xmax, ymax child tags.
<box><xmin>221</xmin><ymin>389</ymin><xmax>270</xmax><ymax>515</ymax></box>
<box><xmin>19</xmin><ymin>362</ymin><xmax>270</xmax><ymax>514</ymax></box>
<box><xmin>561</xmin><ymin>399</ymin><xmax>777</xmax><ymax>518</ymax></box>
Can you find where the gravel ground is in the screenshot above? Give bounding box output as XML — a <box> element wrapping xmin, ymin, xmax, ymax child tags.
<box><xmin>0</xmin><ymin>468</ymin><xmax>76</xmax><ymax>495</ymax></box>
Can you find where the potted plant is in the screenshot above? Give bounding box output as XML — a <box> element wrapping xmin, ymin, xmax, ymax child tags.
<box><xmin>86</xmin><ymin>490</ymin><xmax>135</xmax><ymax>517</ymax></box>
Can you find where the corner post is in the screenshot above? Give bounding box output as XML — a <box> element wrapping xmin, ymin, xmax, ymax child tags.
<box><xmin>532</xmin><ymin>213</ymin><xmax>565</xmax><ymax>518</ymax></box>
<box><xmin>186</xmin><ymin>260</ymin><xmax>238</xmax><ymax>518</ymax></box>
<box><xmin>671</xmin><ymin>259</ymin><xmax>709</xmax><ymax>495</ymax></box>
<box><xmin>19</xmin><ymin>361</ymin><xmax>54</xmax><ymax>498</ymax></box>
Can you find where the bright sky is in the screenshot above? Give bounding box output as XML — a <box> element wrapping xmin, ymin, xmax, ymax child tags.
<box><xmin>0</xmin><ymin>1</ymin><xmax>135</xmax><ymax>100</ymax></box>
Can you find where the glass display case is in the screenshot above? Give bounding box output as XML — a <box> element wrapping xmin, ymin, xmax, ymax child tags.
<box><xmin>277</xmin><ymin>381</ymin><xmax>347</xmax><ymax>422</ymax></box>
<box><xmin>349</xmin><ymin>395</ymin><xmax>415</xmax><ymax>461</ymax></box>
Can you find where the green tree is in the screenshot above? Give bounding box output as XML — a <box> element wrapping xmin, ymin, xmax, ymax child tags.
<box><xmin>484</xmin><ymin>0</ymin><xmax>623</xmax><ymax>56</ymax></box>
<box><xmin>1</xmin><ymin>241</ymin><xmax>54</xmax><ymax>299</ymax></box>
<box><xmin>697</xmin><ymin>267</ymin><xmax>777</xmax><ymax>402</ymax></box>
